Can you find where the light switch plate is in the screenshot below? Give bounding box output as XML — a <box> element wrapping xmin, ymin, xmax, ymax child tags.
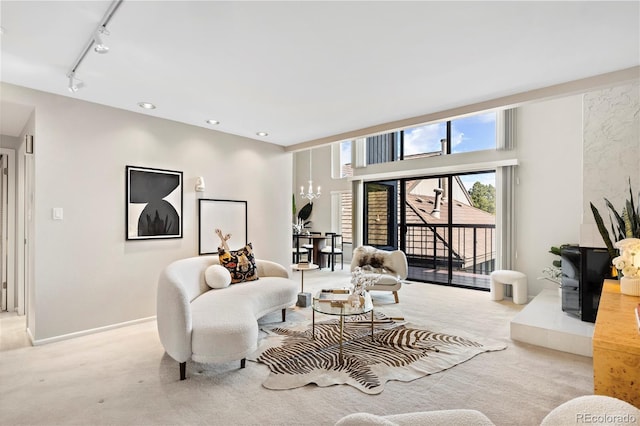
<box><xmin>52</xmin><ymin>207</ymin><xmax>63</xmax><ymax>220</ymax></box>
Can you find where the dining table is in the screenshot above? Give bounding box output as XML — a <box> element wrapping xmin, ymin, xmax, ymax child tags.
<box><xmin>293</xmin><ymin>233</ymin><xmax>329</xmax><ymax>266</ymax></box>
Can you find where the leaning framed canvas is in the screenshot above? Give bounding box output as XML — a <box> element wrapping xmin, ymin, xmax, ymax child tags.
<box><xmin>199</xmin><ymin>199</ymin><xmax>247</xmax><ymax>255</ymax></box>
<box><xmin>126</xmin><ymin>165</ymin><xmax>183</xmax><ymax>240</ymax></box>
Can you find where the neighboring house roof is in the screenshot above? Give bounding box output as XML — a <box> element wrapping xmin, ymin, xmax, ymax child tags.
<box><xmin>366</xmin><ymin>177</ymin><xmax>495</xmax><ymax>269</ymax></box>
<box><xmin>405</xmin><ymin>192</ymin><xmax>496</xmax><ymax>268</ymax></box>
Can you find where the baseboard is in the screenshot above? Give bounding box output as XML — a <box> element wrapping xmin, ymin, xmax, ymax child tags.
<box><xmin>30</xmin><ymin>316</ymin><xmax>156</xmax><ymax>346</ymax></box>
<box><xmin>27</xmin><ymin>327</ymin><xmax>36</xmax><ymax>346</ymax></box>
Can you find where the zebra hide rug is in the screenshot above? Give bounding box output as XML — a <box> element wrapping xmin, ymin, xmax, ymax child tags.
<box><xmin>249</xmin><ymin>313</ymin><xmax>506</xmax><ymax>395</ymax></box>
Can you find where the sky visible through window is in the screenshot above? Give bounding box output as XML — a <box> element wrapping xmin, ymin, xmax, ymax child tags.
<box><xmin>404</xmin><ymin>111</ymin><xmax>496</xmax><ymax>156</ymax></box>
<box><xmin>339</xmin><ymin>112</ymin><xmax>497</xmax><ymax>190</ymax></box>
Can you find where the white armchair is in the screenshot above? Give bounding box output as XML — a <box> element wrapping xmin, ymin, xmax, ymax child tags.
<box><xmin>351</xmin><ymin>246</ymin><xmax>408</xmax><ymax>303</ymax></box>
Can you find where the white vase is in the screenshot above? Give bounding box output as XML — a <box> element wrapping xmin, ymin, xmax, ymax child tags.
<box><xmin>620</xmin><ymin>276</ymin><xmax>640</xmax><ymax>296</ymax></box>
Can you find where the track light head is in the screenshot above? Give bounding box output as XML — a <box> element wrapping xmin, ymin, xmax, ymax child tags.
<box><xmin>93</xmin><ymin>27</ymin><xmax>110</xmax><ymax>54</ymax></box>
<box><xmin>67</xmin><ymin>73</ymin><xmax>84</xmax><ymax>93</ymax></box>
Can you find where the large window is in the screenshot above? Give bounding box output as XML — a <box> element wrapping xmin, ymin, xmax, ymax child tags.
<box><xmin>330</xmin><ymin>141</ymin><xmax>353</xmax><ymax>244</ymax></box>
<box><xmin>339</xmin><ymin>191</ymin><xmax>352</xmax><ymax>244</ymax></box>
<box><xmin>339</xmin><ymin>140</ymin><xmax>352</xmax><ymax>178</ymax></box>
<box><xmin>367</xmin><ymin>111</ymin><xmax>497</xmax><ymax>163</ymax></box>
<box><xmin>450</xmin><ymin>112</ymin><xmax>497</xmax><ymax>154</ymax></box>
<box><xmin>358</xmin><ymin>109</ymin><xmax>502</xmax><ymax>290</ymax></box>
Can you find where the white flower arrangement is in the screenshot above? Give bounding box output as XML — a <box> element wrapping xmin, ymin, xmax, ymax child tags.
<box><xmin>612</xmin><ymin>238</ymin><xmax>640</xmax><ymax>279</ymax></box>
<box><xmin>350</xmin><ymin>266</ymin><xmax>381</xmax><ymax>296</ymax></box>
<box><xmin>292</xmin><ymin>217</ymin><xmax>304</xmax><ymax>234</ymax></box>
<box><xmin>540</xmin><ymin>266</ymin><xmax>562</xmax><ymax>285</ymax></box>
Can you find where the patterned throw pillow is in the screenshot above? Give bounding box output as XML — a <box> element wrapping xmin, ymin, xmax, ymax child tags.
<box><xmin>218</xmin><ymin>243</ymin><xmax>259</xmax><ymax>284</ymax></box>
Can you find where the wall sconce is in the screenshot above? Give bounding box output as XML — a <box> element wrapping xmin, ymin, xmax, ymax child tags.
<box><xmin>195</xmin><ymin>176</ymin><xmax>205</xmax><ymax>192</ymax></box>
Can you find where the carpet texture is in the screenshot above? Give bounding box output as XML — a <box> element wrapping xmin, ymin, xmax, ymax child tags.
<box><xmin>0</xmin><ymin>269</ymin><xmax>596</xmax><ymax>425</ymax></box>
<box><xmin>250</xmin><ymin>313</ymin><xmax>507</xmax><ymax>394</ymax></box>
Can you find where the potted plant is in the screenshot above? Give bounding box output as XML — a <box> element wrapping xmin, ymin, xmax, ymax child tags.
<box><xmin>540</xmin><ymin>245</ymin><xmax>567</xmax><ymax>295</ymax></box>
<box><xmin>590</xmin><ymin>178</ymin><xmax>640</xmax><ymax>295</ymax></box>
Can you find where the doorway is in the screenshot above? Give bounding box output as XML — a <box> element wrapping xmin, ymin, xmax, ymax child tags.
<box><xmin>0</xmin><ymin>150</ymin><xmax>16</xmax><ymax>312</ymax></box>
<box><xmin>1</xmin><ymin>154</ymin><xmax>7</xmax><ymax>311</ymax></box>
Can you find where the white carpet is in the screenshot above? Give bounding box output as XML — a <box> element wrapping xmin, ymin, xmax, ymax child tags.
<box><xmin>0</xmin><ymin>268</ymin><xmax>594</xmax><ymax>425</ymax></box>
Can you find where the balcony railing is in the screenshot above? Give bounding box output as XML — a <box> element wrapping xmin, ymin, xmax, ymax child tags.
<box><xmin>404</xmin><ymin>223</ymin><xmax>496</xmax><ymax>289</ymax></box>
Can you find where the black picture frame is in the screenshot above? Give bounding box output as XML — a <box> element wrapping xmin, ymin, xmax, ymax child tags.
<box><xmin>126</xmin><ymin>165</ymin><xmax>183</xmax><ymax>240</ymax></box>
<box><xmin>199</xmin><ymin>199</ymin><xmax>248</xmax><ymax>255</ymax></box>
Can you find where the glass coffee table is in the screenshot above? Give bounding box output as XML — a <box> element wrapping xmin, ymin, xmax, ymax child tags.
<box><xmin>312</xmin><ymin>289</ymin><xmax>374</xmax><ymax>363</ymax></box>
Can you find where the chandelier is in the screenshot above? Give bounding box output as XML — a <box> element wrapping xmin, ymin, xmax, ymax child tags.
<box><xmin>300</xmin><ymin>149</ymin><xmax>321</xmax><ymax>201</ymax></box>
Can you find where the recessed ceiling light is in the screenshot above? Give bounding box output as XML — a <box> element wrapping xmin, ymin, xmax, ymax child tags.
<box><xmin>138</xmin><ymin>102</ymin><xmax>156</xmax><ymax>110</ymax></box>
<box><xmin>256</xmin><ymin>131</ymin><xmax>268</xmax><ymax>137</ymax></box>
<box><xmin>206</xmin><ymin>119</ymin><xmax>220</xmax><ymax>125</ymax></box>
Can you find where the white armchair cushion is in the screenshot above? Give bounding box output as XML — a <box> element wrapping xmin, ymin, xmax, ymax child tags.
<box><xmin>363</xmin><ymin>273</ymin><xmax>401</xmax><ymax>286</ymax></box>
<box><xmin>204</xmin><ymin>264</ymin><xmax>232</xmax><ymax>289</ymax></box>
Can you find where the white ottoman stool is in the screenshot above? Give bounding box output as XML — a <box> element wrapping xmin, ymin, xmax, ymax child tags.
<box><xmin>490</xmin><ymin>270</ymin><xmax>528</xmax><ymax>304</ymax></box>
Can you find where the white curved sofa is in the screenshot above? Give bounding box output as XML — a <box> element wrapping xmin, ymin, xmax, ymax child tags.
<box><xmin>335</xmin><ymin>395</ymin><xmax>640</xmax><ymax>426</ymax></box>
<box><xmin>157</xmin><ymin>255</ymin><xmax>297</xmax><ymax>380</ymax></box>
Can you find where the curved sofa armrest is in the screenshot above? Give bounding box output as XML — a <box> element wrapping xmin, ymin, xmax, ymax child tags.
<box><xmin>256</xmin><ymin>259</ymin><xmax>290</xmax><ymax>279</ymax></box>
<box><xmin>156</xmin><ymin>259</ymin><xmax>206</xmax><ymax>364</ymax></box>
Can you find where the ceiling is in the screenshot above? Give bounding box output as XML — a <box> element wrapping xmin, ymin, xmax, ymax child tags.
<box><xmin>1</xmin><ymin>1</ymin><xmax>639</xmax><ymax>149</ymax></box>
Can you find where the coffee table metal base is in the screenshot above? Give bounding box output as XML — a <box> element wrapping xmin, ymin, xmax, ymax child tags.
<box><xmin>312</xmin><ymin>308</ymin><xmax>374</xmax><ymax>363</ymax></box>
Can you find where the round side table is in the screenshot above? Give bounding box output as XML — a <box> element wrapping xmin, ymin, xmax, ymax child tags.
<box><xmin>290</xmin><ymin>263</ymin><xmax>319</xmax><ymax>307</ymax></box>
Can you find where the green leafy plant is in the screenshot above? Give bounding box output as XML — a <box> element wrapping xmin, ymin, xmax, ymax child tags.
<box><xmin>590</xmin><ymin>178</ymin><xmax>640</xmax><ymax>260</ymax></box>
<box><xmin>292</xmin><ymin>193</ymin><xmax>297</xmax><ymax>217</ymax></box>
<box><xmin>541</xmin><ymin>244</ymin><xmax>569</xmax><ymax>285</ymax></box>
<box><xmin>549</xmin><ymin>245</ymin><xmax>562</xmax><ymax>268</ymax></box>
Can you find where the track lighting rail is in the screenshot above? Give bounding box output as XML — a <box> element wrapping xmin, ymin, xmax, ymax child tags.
<box><xmin>66</xmin><ymin>0</ymin><xmax>123</xmax><ymax>88</ymax></box>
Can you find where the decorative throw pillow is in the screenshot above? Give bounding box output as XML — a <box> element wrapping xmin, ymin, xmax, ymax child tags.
<box><xmin>218</xmin><ymin>242</ymin><xmax>259</xmax><ymax>284</ymax></box>
<box><xmin>204</xmin><ymin>264</ymin><xmax>232</xmax><ymax>289</ymax></box>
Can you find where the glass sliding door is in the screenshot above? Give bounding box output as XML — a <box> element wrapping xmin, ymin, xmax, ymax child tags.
<box><xmin>403</xmin><ymin>176</ymin><xmax>451</xmax><ymax>285</ymax></box>
<box><xmin>364</xmin><ymin>171</ymin><xmax>496</xmax><ymax>290</ymax></box>
<box><xmin>364</xmin><ymin>181</ymin><xmax>398</xmax><ymax>251</ymax></box>
<box><xmin>449</xmin><ymin>172</ymin><xmax>496</xmax><ymax>289</ymax></box>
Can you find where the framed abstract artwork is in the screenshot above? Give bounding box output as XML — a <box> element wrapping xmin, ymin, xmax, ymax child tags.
<box><xmin>126</xmin><ymin>165</ymin><xmax>183</xmax><ymax>240</ymax></box>
<box><xmin>199</xmin><ymin>199</ymin><xmax>247</xmax><ymax>255</ymax></box>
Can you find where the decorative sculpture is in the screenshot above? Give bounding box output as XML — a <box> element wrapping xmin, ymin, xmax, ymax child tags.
<box><xmin>215</xmin><ymin>228</ymin><xmax>231</xmax><ymax>251</ymax></box>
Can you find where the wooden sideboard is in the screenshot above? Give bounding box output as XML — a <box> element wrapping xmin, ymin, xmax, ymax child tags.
<box><xmin>592</xmin><ymin>280</ymin><xmax>640</xmax><ymax>408</ymax></box>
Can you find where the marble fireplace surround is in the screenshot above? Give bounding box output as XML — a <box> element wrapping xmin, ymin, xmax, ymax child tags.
<box><xmin>581</xmin><ymin>81</ymin><xmax>640</xmax><ymax>247</ymax></box>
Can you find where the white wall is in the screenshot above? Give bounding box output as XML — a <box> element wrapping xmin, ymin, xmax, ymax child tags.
<box><xmin>1</xmin><ymin>83</ymin><xmax>292</xmax><ymax>342</ymax></box>
<box><xmin>0</xmin><ymin>135</ymin><xmax>21</xmax><ymax>150</ymax></box>
<box><xmin>515</xmin><ymin>95</ymin><xmax>584</xmax><ymax>294</ymax></box>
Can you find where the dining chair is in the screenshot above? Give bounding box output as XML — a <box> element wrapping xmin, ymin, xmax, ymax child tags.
<box><xmin>302</xmin><ymin>232</ymin><xmax>322</xmax><ymax>251</ymax></box>
<box><xmin>292</xmin><ymin>235</ymin><xmax>309</xmax><ymax>264</ymax></box>
<box><xmin>320</xmin><ymin>232</ymin><xmax>343</xmax><ymax>271</ymax></box>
